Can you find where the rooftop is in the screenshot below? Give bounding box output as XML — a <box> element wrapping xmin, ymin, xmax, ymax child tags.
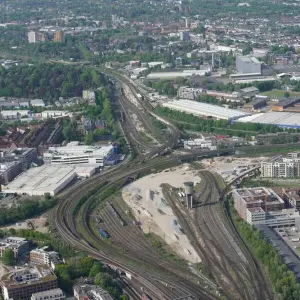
<box><xmin>162</xmin><ymin>99</ymin><xmax>248</xmax><ymax>120</ymax></box>
<box><xmin>31</xmin><ymin>288</ymin><xmax>64</xmax><ymax>298</ymax></box>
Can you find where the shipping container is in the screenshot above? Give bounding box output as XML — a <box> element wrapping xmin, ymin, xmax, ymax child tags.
<box><xmin>292</xmin><ymin>238</ymin><xmax>299</xmax><ymax>242</ymax></box>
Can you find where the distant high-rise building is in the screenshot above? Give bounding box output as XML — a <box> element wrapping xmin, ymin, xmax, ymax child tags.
<box><xmin>54</xmin><ymin>30</ymin><xmax>65</xmax><ymax>43</ymax></box>
<box><xmin>28</xmin><ymin>31</ymin><xmax>45</xmax><ymax>43</ymax></box>
<box><xmin>112</xmin><ymin>14</ymin><xmax>118</xmax><ymax>27</ymax></box>
<box><xmin>28</xmin><ymin>31</ymin><xmax>38</xmax><ymax>43</ymax></box>
<box><xmin>179</xmin><ymin>31</ymin><xmax>190</xmax><ymax>41</ymax></box>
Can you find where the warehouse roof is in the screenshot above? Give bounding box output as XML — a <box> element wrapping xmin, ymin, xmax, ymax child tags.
<box><xmin>3</xmin><ymin>165</ymin><xmax>76</xmax><ymax>195</ymax></box>
<box><xmin>240</xmin><ymin>86</ymin><xmax>259</xmax><ymax>93</ymax></box>
<box><xmin>236</xmin><ymin>112</ymin><xmax>300</xmax><ymax>128</ymax></box>
<box><xmin>162</xmin><ymin>100</ymin><xmax>249</xmax><ymax>120</ymax></box>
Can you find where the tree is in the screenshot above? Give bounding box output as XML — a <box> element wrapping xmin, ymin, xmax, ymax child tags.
<box><xmin>95</xmin><ymin>273</ymin><xmax>113</xmax><ymax>288</ymax></box>
<box><xmin>89</xmin><ymin>262</ymin><xmax>105</xmax><ymax>277</ymax></box>
<box><xmin>2</xmin><ymin>248</ymin><xmax>14</xmax><ymax>265</ymax></box>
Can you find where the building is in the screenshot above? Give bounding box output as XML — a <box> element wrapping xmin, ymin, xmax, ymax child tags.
<box><xmin>43</xmin><ymin>142</ymin><xmax>116</xmax><ymax>166</ymax></box>
<box><xmin>28</xmin><ymin>32</ymin><xmax>45</xmax><ymax>44</ymax></box>
<box><xmin>54</xmin><ymin>31</ymin><xmax>65</xmax><ymax>43</ymax></box>
<box><xmin>281</xmin><ymin>188</ymin><xmax>300</xmax><ymax>211</ymax></box>
<box><xmin>177</xmin><ymin>86</ymin><xmax>203</xmax><ymax>100</ymax></box>
<box><xmin>2</xmin><ymin>165</ymin><xmax>77</xmax><ymax>196</ymax></box>
<box><xmin>271</xmin><ymin>97</ymin><xmax>300</xmax><ymax>112</ymax></box>
<box><xmin>1</xmin><ymin>110</ymin><xmax>31</xmax><ymax>119</ymax></box>
<box><xmin>162</xmin><ymin>100</ymin><xmax>249</xmax><ymax>120</ymax></box>
<box><xmin>0</xmin><ymin>148</ymin><xmax>38</xmax><ymax>170</ymax></box>
<box><xmin>74</xmin><ymin>285</ymin><xmax>113</xmax><ymax>300</ymax></box>
<box><xmin>244</xmin><ymin>96</ymin><xmax>268</xmax><ymax>110</ymax></box>
<box><xmin>179</xmin><ymin>31</ymin><xmax>190</xmax><ymax>41</ymax></box>
<box><xmin>0</xmin><ymin>237</ymin><xmax>29</xmax><ymax>259</ymax></box>
<box><xmin>82</xmin><ymin>90</ymin><xmax>96</xmax><ymax>105</ymax></box>
<box><xmin>30</xmin><ymin>99</ymin><xmax>45</xmax><ymax>107</ymax></box>
<box><xmin>31</xmin><ymin>288</ymin><xmax>65</xmax><ymax>300</ymax></box>
<box><xmin>183</xmin><ymin>135</ymin><xmax>217</xmax><ymax>151</ymax></box>
<box><xmin>147</xmin><ymin>70</ymin><xmax>208</xmax><ymax>80</ymax></box>
<box><xmin>236</xmin><ymin>56</ymin><xmax>262</xmax><ymax>75</ymax></box>
<box><xmin>233</xmin><ymin>187</ymin><xmax>299</xmax><ymax>226</ymax></box>
<box><xmin>0</xmin><ymin>161</ymin><xmax>22</xmax><ymax>184</ymax></box>
<box><xmin>0</xmin><ymin>265</ymin><xmax>57</xmax><ymax>300</ymax></box>
<box><xmin>236</xmin><ymin>111</ymin><xmax>300</xmax><ymax>129</ymax></box>
<box><xmin>239</xmin><ymin>86</ymin><xmax>259</xmax><ymax>98</ymax></box>
<box><xmin>30</xmin><ymin>247</ymin><xmax>60</xmax><ymax>266</ymax></box>
<box><xmin>261</xmin><ymin>153</ymin><xmax>300</xmax><ymax>178</ymax></box>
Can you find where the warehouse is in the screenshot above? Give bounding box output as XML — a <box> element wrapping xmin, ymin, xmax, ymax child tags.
<box><xmin>236</xmin><ymin>112</ymin><xmax>300</xmax><ymax>129</ymax></box>
<box><xmin>2</xmin><ymin>165</ymin><xmax>77</xmax><ymax>196</ymax></box>
<box><xmin>162</xmin><ymin>100</ymin><xmax>249</xmax><ymax>120</ymax></box>
<box><xmin>147</xmin><ymin>70</ymin><xmax>207</xmax><ymax>80</ymax></box>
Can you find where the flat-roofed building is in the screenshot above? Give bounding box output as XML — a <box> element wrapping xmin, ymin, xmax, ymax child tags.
<box><xmin>43</xmin><ymin>142</ymin><xmax>116</xmax><ymax>166</ymax></box>
<box><xmin>74</xmin><ymin>285</ymin><xmax>113</xmax><ymax>300</ymax></box>
<box><xmin>0</xmin><ymin>161</ymin><xmax>22</xmax><ymax>184</ymax></box>
<box><xmin>30</xmin><ymin>248</ymin><xmax>60</xmax><ymax>266</ymax></box>
<box><xmin>0</xmin><ymin>265</ymin><xmax>57</xmax><ymax>300</ymax></box>
<box><xmin>31</xmin><ymin>288</ymin><xmax>65</xmax><ymax>300</ymax></box>
<box><xmin>0</xmin><ymin>237</ymin><xmax>29</xmax><ymax>259</ymax></box>
<box><xmin>233</xmin><ymin>187</ymin><xmax>299</xmax><ymax>226</ymax></box>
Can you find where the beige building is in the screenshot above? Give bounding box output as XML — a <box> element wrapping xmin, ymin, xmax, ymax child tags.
<box><xmin>31</xmin><ymin>288</ymin><xmax>65</xmax><ymax>300</ymax></box>
<box><xmin>54</xmin><ymin>30</ymin><xmax>65</xmax><ymax>43</ymax></box>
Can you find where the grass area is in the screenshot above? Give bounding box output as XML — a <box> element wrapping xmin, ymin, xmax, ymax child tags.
<box><xmin>241</xmin><ymin>177</ymin><xmax>300</xmax><ymax>188</ymax></box>
<box><xmin>261</xmin><ymin>89</ymin><xmax>300</xmax><ymax>98</ymax></box>
<box><xmin>144</xmin><ymin>232</ymin><xmax>187</xmax><ymax>267</ymax></box>
<box><xmin>139</xmin><ymin>130</ymin><xmax>153</xmax><ymax>143</ymax></box>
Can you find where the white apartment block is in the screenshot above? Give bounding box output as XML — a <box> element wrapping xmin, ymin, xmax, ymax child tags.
<box><xmin>31</xmin><ymin>288</ymin><xmax>65</xmax><ymax>300</ymax></box>
<box><xmin>30</xmin><ymin>248</ymin><xmax>60</xmax><ymax>266</ymax></box>
<box><xmin>261</xmin><ymin>153</ymin><xmax>300</xmax><ymax>178</ymax></box>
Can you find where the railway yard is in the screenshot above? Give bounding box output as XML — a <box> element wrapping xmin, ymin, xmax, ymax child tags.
<box><xmin>49</xmin><ymin>70</ymin><xmax>275</xmax><ymax>300</ymax></box>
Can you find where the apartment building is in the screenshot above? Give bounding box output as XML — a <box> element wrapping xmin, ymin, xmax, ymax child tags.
<box><xmin>0</xmin><ymin>161</ymin><xmax>22</xmax><ymax>184</ymax></box>
<box><xmin>177</xmin><ymin>86</ymin><xmax>203</xmax><ymax>100</ymax></box>
<box><xmin>0</xmin><ymin>265</ymin><xmax>57</xmax><ymax>300</ymax></box>
<box><xmin>0</xmin><ymin>237</ymin><xmax>29</xmax><ymax>259</ymax></box>
<box><xmin>261</xmin><ymin>153</ymin><xmax>300</xmax><ymax>178</ymax></box>
<box><xmin>233</xmin><ymin>187</ymin><xmax>299</xmax><ymax>226</ymax></box>
<box><xmin>74</xmin><ymin>285</ymin><xmax>113</xmax><ymax>300</ymax></box>
<box><xmin>30</xmin><ymin>247</ymin><xmax>60</xmax><ymax>266</ymax></box>
<box><xmin>31</xmin><ymin>288</ymin><xmax>65</xmax><ymax>300</ymax></box>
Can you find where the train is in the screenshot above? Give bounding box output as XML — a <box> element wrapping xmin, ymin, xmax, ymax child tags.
<box><xmin>99</xmin><ymin>227</ymin><xmax>110</xmax><ymax>239</ymax></box>
<box><xmin>142</xmin><ymin>294</ymin><xmax>152</xmax><ymax>300</ymax></box>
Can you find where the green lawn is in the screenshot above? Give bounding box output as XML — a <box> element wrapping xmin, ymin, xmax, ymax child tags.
<box><xmin>261</xmin><ymin>89</ymin><xmax>300</xmax><ymax>98</ymax></box>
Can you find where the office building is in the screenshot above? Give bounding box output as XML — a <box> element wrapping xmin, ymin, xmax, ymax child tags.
<box><xmin>233</xmin><ymin>187</ymin><xmax>299</xmax><ymax>226</ymax></box>
<box><xmin>177</xmin><ymin>86</ymin><xmax>204</xmax><ymax>100</ymax></box>
<box><xmin>236</xmin><ymin>55</ymin><xmax>262</xmax><ymax>75</ymax></box>
<box><xmin>74</xmin><ymin>285</ymin><xmax>113</xmax><ymax>300</ymax></box>
<box><xmin>0</xmin><ymin>161</ymin><xmax>22</xmax><ymax>184</ymax></box>
<box><xmin>0</xmin><ymin>237</ymin><xmax>29</xmax><ymax>259</ymax></box>
<box><xmin>43</xmin><ymin>142</ymin><xmax>116</xmax><ymax>166</ymax></box>
<box><xmin>30</xmin><ymin>248</ymin><xmax>60</xmax><ymax>266</ymax></box>
<box><xmin>281</xmin><ymin>188</ymin><xmax>300</xmax><ymax>211</ymax></box>
<box><xmin>31</xmin><ymin>288</ymin><xmax>65</xmax><ymax>300</ymax></box>
<box><xmin>261</xmin><ymin>153</ymin><xmax>300</xmax><ymax>178</ymax></box>
<box><xmin>0</xmin><ymin>265</ymin><xmax>57</xmax><ymax>300</ymax></box>
<box><xmin>179</xmin><ymin>31</ymin><xmax>190</xmax><ymax>41</ymax></box>
<box><xmin>54</xmin><ymin>31</ymin><xmax>65</xmax><ymax>43</ymax></box>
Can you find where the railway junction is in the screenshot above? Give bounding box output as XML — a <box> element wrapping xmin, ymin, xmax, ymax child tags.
<box><xmin>49</xmin><ymin>70</ymin><xmax>274</xmax><ymax>300</ymax></box>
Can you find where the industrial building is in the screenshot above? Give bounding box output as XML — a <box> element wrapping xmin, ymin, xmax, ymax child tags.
<box><xmin>2</xmin><ymin>165</ymin><xmax>77</xmax><ymax>196</ymax></box>
<box><xmin>236</xmin><ymin>111</ymin><xmax>300</xmax><ymax>129</ymax></box>
<box><xmin>183</xmin><ymin>135</ymin><xmax>217</xmax><ymax>151</ymax></box>
<box><xmin>146</xmin><ymin>70</ymin><xmax>208</xmax><ymax>80</ymax></box>
<box><xmin>239</xmin><ymin>86</ymin><xmax>259</xmax><ymax>98</ymax></box>
<box><xmin>0</xmin><ymin>237</ymin><xmax>29</xmax><ymax>259</ymax></box>
<box><xmin>0</xmin><ymin>265</ymin><xmax>57</xmax><ymax>300</ymax></box>
<box><xmin>261</xmin><ymin>153</ymin><xmax>300</xmax><ymax>178</ymax></box>
<box><xmin>162</xmin><ymin>100</ymin><xmax>249</xmax><ymax>120</ymax></box>
<box><xmin>43</xmin><ymin>142</ymin><xmax>116</xmax><ymax>166</ymax></box>
<box><xmin>74</xmin><ymin>285</ymin><xmax>113</xmax><ymax>300</ymax></box>
<box><xmin>31</xmin><ymin>288</ymin><xmax>65</xmax><ymax>300</ymax></box>
<box><xmin>244</xmin><ymin>95</ymin><xmax>268</xmax><ymax>110</ymax></box>
<box><xmin>236</xmin><ymin>55</ymin><xmax>262</xmax><ymax>75</ymax></box>
<box><xmin>233</xmin><ymin>187</ymin><xmax>300</xmax><ymax>226</ymax></box>
<box><xmin>271</xmin><ymin>97</ymin><xmax>300</xmax><ymax>112</ymax></box>
<box><xmin>177</xmin><ymin>86</ymin><xmax>204</xmax><ymax>100</ymax></box>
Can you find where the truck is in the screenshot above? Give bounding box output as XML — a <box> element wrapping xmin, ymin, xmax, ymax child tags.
<box><xmin>292</xmin><ymin>238</ymin><xmax>299</xmax><ymax>242</ymax></box>
<box><xmin>99</xmin><ymin>227</ymin><xmax>109</xmax><ymax>239</ymax></box>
